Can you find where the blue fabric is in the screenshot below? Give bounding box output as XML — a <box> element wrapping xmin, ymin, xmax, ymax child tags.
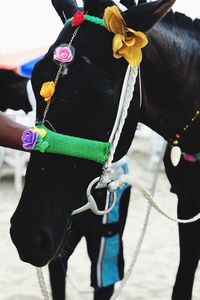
<box><xmin>19</xmin><ymin>56</ymin><xmax>43</xmax><ymax>78</ymax></box>
<box><xmin>108</xmin><ymin>183</ymin><xmax>129</xmax><ymax>224</ymax></box>
<box><xmin>102</xmin><ymin>234</ymin><xmax>120</xmax><ymax>286</ymax></box>
<box><xmin>101</xmin><ymin>182</ymin><xmax>129</xmax><ymax>286</ymax></box>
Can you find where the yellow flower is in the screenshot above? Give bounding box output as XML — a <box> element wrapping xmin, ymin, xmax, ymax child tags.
<box><xmin>103</xmin><ymin>5</ymin><xmax>126</xmax><ymax>35</ymax></box>
<box><xmin>40</xmin><ymin>81</ymin><xmax>55</xmax><ymax>102</ymax></box>
<box><xmin>32</xmin><ymin>128</ymin><xmax>47</xmax><ymax>139</ymax></box>
<box><xmin>103</xmin><ymin>6</ymin><xmax>148</xmax><ymax>66</ymax></box>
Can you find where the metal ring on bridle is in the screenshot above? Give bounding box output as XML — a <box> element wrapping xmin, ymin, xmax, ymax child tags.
<box><xmin>86</xmin><ymin>177</ymin><xmax>117</xmax><ymax>215</ymax></box>
<box><xmin>71</xmin><ymin>177</ymin><xmax>117</xmax><ymax>216</ymax></box>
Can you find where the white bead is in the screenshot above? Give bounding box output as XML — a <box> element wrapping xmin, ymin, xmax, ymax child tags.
<box><xmin>170</xmin><ymin>146</ymin><xmax>181</xmax><ymax>167</ymax></box>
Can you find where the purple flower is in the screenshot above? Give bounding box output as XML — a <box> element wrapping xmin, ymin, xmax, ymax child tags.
<box><xmin>22</xmin><ymin>129</ymin><xmax>38</xmax><ymax>150</ymax></box>
<box><xmin>54</xmin><ymin>46</ymin><xmax>74</xmax><ymax>63</ymax></box>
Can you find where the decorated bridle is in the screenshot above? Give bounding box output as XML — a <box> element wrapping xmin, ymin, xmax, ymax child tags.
<box><xmin>22</xmin><ymin>3</ymin><xmax>148</xmax><ymax>216</ymax></box>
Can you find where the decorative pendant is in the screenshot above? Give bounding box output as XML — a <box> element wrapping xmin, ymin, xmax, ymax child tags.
<box><xmin>170</xmin><ymin>146</ymin><xmax>181</xmax><ymax>167</ymax></box>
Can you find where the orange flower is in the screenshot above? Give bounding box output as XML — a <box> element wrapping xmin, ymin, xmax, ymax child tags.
<box><xmin>40</xmin><ymin>81</ymin><xmax>55</xmax><ymax>102</ymax></box>
<box><xmin>103</xmin><ymin>6</ymin><xmax>148</xmax><ymax>66</ymax></box>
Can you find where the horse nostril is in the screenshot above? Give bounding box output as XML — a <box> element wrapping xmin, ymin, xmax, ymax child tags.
<box><xmin>10</xmin><ymin>225</ymin><xmax>54</xmax><ymax>266</ymax></box>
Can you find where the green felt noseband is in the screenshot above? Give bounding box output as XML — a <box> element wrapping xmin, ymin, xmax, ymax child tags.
<box><xmin>22</xmin><ymin>124</ymin><xmax>112</xmax><ymax>164</ymax></box>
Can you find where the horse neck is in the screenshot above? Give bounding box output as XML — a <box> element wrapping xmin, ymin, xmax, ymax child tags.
<box><xmin>140</xmin><ymin>21</ymin><xmax>200</xmax><ymax>143</ymax></box>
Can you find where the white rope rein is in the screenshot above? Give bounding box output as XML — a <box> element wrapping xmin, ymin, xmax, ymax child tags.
<box><xmin>136</xmin><ymin>183</ymin><xmax>200</xmax><ymax>223</ymax></box>
<box><xmin>72</xmin><ymin>66</ymin><xmax>139</xmax><ymax>216</ymax></box>
<box><xmin>101</xmin><ymin>66</ymin><xmax>138</xmax><ymax>186</ymax></box>
<box><xmin>110</xmin><ymin>172</ymin><xmax>200</xmax><ymax>224</ymax></box>
<box><xmin>36</xmin><ymin>267</ymin><xmax>50</xmax><ymax>300</ymax></box>
<box><xmin>110</xmin><ymin>204</ymin><xmax>151</xmax><ymax>300</ymax></box>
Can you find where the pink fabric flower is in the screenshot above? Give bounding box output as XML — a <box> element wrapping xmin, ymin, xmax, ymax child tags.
<box><xmin>54</xmin><ymin>46</ymin><xmax>74</xmax><ymax>63</ymax></box>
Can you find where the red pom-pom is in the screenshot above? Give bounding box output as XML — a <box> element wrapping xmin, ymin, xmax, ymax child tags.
<box><xmin>72</xmin><ymin>11</ymin><xmax>85</xmax><ymax>27</ymax></box>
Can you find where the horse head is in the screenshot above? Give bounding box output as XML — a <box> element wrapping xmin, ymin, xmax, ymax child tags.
<box><xmin>10</xmin><ymin>0</ymin><xmax>175</xmax><ymax>267</ymax></box>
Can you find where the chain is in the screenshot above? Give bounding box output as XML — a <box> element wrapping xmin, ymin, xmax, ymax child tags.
<box><xmin>42</xmin><ymin>26</ymin><xmax>80</xmax><ymax>122</ymax></box>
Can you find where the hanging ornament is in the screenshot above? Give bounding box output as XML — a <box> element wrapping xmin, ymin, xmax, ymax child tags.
<box><xmin>53</xmin><ymin>44</ymin><xmax>75</xmax><ymax>76</ymax></box>
<box><xmin>170</xmin><ymin>146</ymin><xmax>181</xmax><ymax>167</ymax></box>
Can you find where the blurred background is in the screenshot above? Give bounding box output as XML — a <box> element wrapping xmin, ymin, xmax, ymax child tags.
<box><xmin>0</xmin><ymin>0</ymin><xmax>199</xmax><ymax>56</ymax></box>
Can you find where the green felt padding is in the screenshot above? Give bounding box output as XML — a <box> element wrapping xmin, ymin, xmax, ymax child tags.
<box><xmin>33</xmin><ymin>124</ymin><xmax>112</xmax><ymax>164</ymax></box>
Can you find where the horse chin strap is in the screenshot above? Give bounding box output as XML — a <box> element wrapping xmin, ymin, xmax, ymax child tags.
<box><xmin>72</xmin><ymin>65</ymin><xmax>140</xmax><ymax>216</ymax></box>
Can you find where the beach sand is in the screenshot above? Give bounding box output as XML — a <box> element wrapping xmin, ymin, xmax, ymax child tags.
<box><xmin>0</xmin><ymin>134</ymin><xmax>200</xmax><ymax>300</ymax></box>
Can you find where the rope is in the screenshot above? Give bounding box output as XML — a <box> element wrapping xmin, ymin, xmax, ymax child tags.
<box><xmin>136</xmin><ymin>183</ymin><xmax>200</xmax><ymax>224</ymax></box>
<box><xmin>110</xmin><ymin>203</ymin><xmax>151</xmax><ymax>300</ymax></box>
<box><xmin>107</xmin><ymin>67</ymin><xmax>138</xmax><ymax>166</ymax></box>
<box><xmin>101</xmin><ymin>66</ymin><xmax>138</xmax><ymax>185</ymax></box>
<box><xmin>36</xmin><ymin>267</ymin><xmax>50</xmax><ymax>300</ymax></box>
<box><xmin>65</xmin><ymin>15</ymin><xmax>105</xmax><ymax>27</ymax></box>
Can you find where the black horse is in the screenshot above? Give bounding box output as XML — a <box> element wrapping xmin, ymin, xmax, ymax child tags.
<box><xmin>54</xmin><ymin>4</ymin><xmax>200</xmax><ymax>300</ymax></box>
<box><xmin>9</xmin><ymin>0</ymin><xmax>175</xmax><ymax>297</ymax></box>
<box><xmin>7</xmin><ymin>1</ymin><xmax>200</xmax><ymax>299</ymax></box>
<box><xmin>10</xmin><ymin>0</ymin><xmax>174</xmax><ymax>265</ymax></box>
<box><xmin>0</xmin><ymin>67</ymin><xmax>131</xmax><ymax>299</ymax></box>
<box><xmin>48</xmin><ymin>2</ymin><xmax>132</xmax><ymax>300</ymax></box>
<box><xmin>0</xmin><ymin>66</ymin><xmax>125</xmax><ymax>300</ymax></box>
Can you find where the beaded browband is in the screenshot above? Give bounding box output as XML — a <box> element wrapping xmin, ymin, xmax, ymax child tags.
<box><xmin>65</xmin><ymin>13</ymin><xmax>105</xmax><ymax>27</ymax></box>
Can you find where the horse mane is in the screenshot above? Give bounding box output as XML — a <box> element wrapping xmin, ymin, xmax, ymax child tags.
<box><xmin>163</xmin><ymin>10</ymin><xmax>200</xmax><ymax>34</ymax></box>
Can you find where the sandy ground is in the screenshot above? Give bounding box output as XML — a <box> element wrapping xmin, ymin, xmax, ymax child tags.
<box><xmin>0</xmin><ymin>134</ymin><xmax>200</xmax><ymax>300</ymax></box>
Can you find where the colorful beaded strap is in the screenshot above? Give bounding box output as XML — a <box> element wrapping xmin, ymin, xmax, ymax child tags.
<box><xmin>170</xmin><ymin>110</ymin><xmax>200</xmax><ymax>166</ymax></box>
<box><xmin>65</xmin><ymin>13</ymin><xmax>105</xmax><ymax>27</ymax></box>
<box><xmin>181</xmin><ymin>151</ymin><xmax>200</xmax><ymax>163</ymax></box>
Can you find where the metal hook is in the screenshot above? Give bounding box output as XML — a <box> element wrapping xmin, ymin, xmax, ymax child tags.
<box><xmin>72</xmin><ymin>177</ymin><xmax>117</xmax><ymax>216</ymax></box>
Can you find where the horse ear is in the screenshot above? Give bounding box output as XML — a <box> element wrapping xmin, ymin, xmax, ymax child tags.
<box><xmin>122</xmin><ymin>0</ymin><xmax>176</xmax><ymax>31</ymax></box>
<box><xmin>51</xmin><ymin>0</ymin><xmax>79</xmax><ymax>23</ymax></box>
